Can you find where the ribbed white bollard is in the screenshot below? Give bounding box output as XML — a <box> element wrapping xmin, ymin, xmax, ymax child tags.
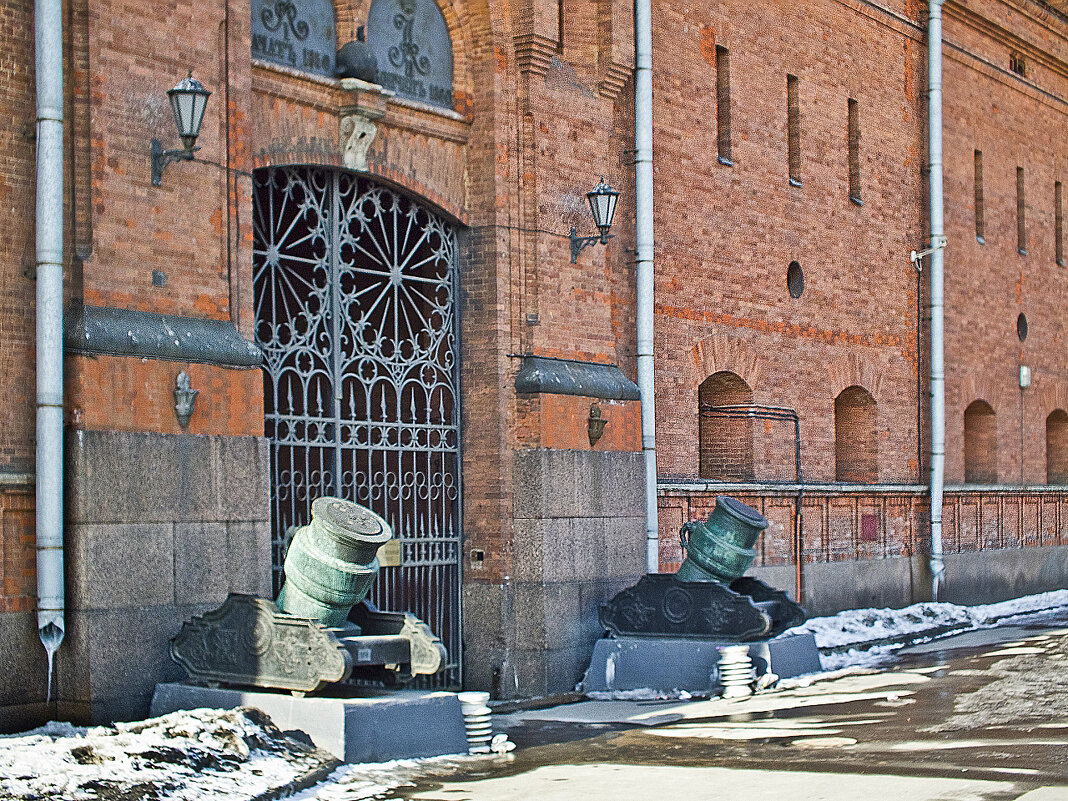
<box><xmin>717</xmin><ymin>645</ymin><xmax>754</xmax><ymax>699</ymax></box>
<box><xmin>457</xmin><ymin>691</ymin><xmax>493</xmax><ymax>753</ymax></box>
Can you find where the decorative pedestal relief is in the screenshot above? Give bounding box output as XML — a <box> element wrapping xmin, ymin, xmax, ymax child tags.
<box><xmin>339</xmin><ymin>78</ymin><xmax>393</xmax><ymax>172</ymax></box>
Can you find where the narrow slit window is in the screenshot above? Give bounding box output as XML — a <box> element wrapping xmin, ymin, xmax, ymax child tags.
<box><xmin>974</xmin><ymin>150</ymin><xmax>985</xmax><ymax>243</ymax></box>
<box><xmin>847</xmin><ymin>98</ymin><xmax>861</xmax><ymax>203</ymax></box>
<box><xmin>1017</xmin><ymin>166</ymin><xmax>1026</xmax><ymax>254</ymax></box>
<box><xmin>716</xmin><ymin>46</ymin><xmax>732</xmax><ymax>165</ymax></box>
<box><xmin>1056</xmin><ymin>181</ymin><xmax>1064</xmax><ymax>266</ymax></box>
<box><xmin>787</xmin><ymin>75</ymin><xmax>801</xmax><ymax>185</ymax></box>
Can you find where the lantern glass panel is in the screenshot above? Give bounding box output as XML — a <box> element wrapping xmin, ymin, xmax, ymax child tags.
<box><xmin>588</xmin><ymin>186</ymin><xmax>618</xmax><ymax>231</ymax></box>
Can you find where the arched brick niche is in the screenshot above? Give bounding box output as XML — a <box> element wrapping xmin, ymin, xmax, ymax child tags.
<box><xmin>963</xmin><ymin>400</ymin><xmax>998</xmax><ymax>484</ymax></box>
<box><xmin>698</xmin><ymin>371</ymin><xmax>754</xmax><ymax>481</ymax></box>
<box><xmin>834</xmin><ymin>385</ymin><xmax>877</xmax><ymax>483</ymax></box>
<box><xmin>1046</xmin><ymin>409</ymin><xmax>1068</xmax><ymax>485</ymax></box>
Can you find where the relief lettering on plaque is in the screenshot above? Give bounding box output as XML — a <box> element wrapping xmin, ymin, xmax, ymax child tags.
<box><xmin>252</xmin><ymin>0</ymin><xmax>336</xmax><ymax>77</ymax></box>
<box><xmin>367</xmin><ymin>0</ymin><xmax>453</xmax><ymax>109</ymax></box>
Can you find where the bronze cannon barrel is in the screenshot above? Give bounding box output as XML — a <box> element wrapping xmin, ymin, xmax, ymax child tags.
<box><xmin>675</xmin><ymin>495</ymin><xmax>768</xmax><ymax>583</ymax></box>
<box><xmin>276</xmin><ymin>497</ymin><xmax>392</xmax><ymax>628</ymax></box>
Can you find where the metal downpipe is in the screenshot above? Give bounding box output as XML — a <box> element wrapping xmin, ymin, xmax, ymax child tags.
<box><xmin>34</xmin><ymin>0</ymin><xmax>66</xmax><ymax>679</ymax></box>
<box><xmin>634</xmin><ymin>0</ymin><xmax>658</xmax><ymax>572</ymax></box>
<box><xmin>927</xmin><ymin>0</ymin><xmax>946</xmax><ymax>599</ymax></box>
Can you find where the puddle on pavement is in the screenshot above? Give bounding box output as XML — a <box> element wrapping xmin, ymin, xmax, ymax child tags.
<box><xmin>389</xmin><ymin>615</ymin><xmax>1068</xmax><ymax>798</ymax></box>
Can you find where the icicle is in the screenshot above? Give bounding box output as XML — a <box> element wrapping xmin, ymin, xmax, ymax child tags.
<box><xmin>39</xmin><ymin>622</ymin><xmax>62</xmax><ymax>704</ymax></box>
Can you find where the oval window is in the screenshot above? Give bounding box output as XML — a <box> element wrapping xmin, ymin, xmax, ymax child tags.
<box><xmin>787</xmin><ymin>261</ymin><xmax>804</xmax><ymax>298</ymax></box>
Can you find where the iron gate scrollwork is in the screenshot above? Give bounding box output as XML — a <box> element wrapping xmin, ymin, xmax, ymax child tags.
<box><xmin>252</xmin><ymin>166</ymin><xmax>462</xmax><ymax>686</ymax></box>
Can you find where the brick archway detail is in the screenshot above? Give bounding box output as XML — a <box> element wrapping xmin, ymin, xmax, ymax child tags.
<box><xmin>691</xmin><ymin>335</ymin><xmax>764</xmax><ymax>392</ymax></box>
<box><xmin>826</xmin><ymin>354</ymin><xmax>884</xmax><ymax>403</ymax></box>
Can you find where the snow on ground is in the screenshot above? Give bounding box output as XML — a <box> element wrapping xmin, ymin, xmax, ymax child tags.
<box><xmin>788</xmin><ymin>589</ymin><xmax>1068</xmax><ymax>670</ymax></box>
<box><xmin>0</xmin><ymin>707</ymin><xmax>338</xmax><ymax>801</ymax></box>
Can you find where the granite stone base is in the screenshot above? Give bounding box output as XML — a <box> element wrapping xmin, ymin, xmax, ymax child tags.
<box><xmin>580</xmin><ymin>633</ymin><xmax>822</xmax><ymax>693</ymax></box>
<box><xmin>151</xmin><ymin>683</ymin><xmax>469</xmax><ymax>763</ymax></box>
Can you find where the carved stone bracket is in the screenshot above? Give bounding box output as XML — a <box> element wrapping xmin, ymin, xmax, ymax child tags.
<box><xmin>339</xmin><ymin>77</ymin><xmax>394</xmax><ymax>172</ymax></box>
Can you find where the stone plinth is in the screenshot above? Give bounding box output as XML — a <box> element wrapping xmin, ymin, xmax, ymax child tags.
<box><xmin>151</xmin><ymin>683</ymin><xmax>468</xmax><ymax>763</ymax></box>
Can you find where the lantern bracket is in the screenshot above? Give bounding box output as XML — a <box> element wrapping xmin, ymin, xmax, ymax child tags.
<box><xmin>569</xmin><ymin>228</ymin><xmax>614</xmax><ymax>263</ymax></box>
<box><xmin>151</xmin><ymin>139</ymin><xmax>200</xmax><ymax>186</ymax></box>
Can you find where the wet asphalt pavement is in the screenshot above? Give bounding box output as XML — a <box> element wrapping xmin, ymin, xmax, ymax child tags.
<box><xmin>391</xmin><ymin>610</ymin><xmax>1068</xmax><ymax>800</ymax></box>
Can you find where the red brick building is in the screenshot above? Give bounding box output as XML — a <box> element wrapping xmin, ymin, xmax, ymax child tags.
<box><xmin>0</xmin><ymin>0</ymin><xmax>1065</xmax><ymax>726</ymax></box>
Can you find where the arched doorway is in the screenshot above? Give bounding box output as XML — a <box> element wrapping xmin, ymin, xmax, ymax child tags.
<box><xmin>252</xmin><ymin>166</ymin><xmax>462</xmax><ymax>686</ymax></box>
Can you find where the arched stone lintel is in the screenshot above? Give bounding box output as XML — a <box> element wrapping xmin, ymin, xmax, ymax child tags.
<box><xmin>825</xmin><ymin>354</ymin><xmax>884</xmax><ymax>403</ymax></box>
<box><xmin>249</xmin><ymin>153</ymin><xmax>468</xmax><ymax>224</ymax></box>
<box><xmin>690</xmin><ymin>335</ymin><xmax>763</xmax><ymax>392</ymax></box>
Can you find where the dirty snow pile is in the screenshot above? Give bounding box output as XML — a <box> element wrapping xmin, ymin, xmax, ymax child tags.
<box><xmin>0</xmin><ymin>707</ymin><xmax>338</xmax><ymax>801</ymax></box>
<box><xmin>789</xmin><ymin>588</ymin><xmax>1068</xmax><ymax>669</ymax></box>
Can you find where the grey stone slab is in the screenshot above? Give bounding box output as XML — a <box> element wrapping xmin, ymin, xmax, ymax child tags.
<box><xmin>67</xmin><ymin>430</ymin><xmax>218</xmax><ymax>524</ymax></box>
<box><xmin>602</xmin><ymin>516</ymin><xmax>645</xmax><ymax>579</ymax></box>
<box><xmin>174</xmin><ymin>522</ymin><xmax>230</xmax><ymax>606</ymax></box>
<box><xmin>215</xmin><ymin>436</ymin><xmax>271</xmax><ymax>522</ymax></box>
<box><xmin>570</xmin><ymin>518</ymin><xmax>605</xmax><ymax>582</ymax></box>
<box><xmin>62</xmin><ymin>607</ymin><xmax>187</xmax><ymax>718</ymax></box>
<box><xmin>66</xmin><ymin>523</ymin><xmax>175</xmax><ymax>610</ymax></box>
<box><xmin>513</xmin><ymin>450</ymin><xmax>646</xmax><ymax>520</ymax></box>
<box><xmin>227</xmin><ymin>521</ymin><xmax>274</xmax><ymax>597</ymax></box>
<box><xmin>511</xmin><ymin>450</ymin><xmax>545</xmax><ymax>520</ymax></box>
<box><xmin>511</xmin><ymin>582</ymin><xmax>547</xmax><ymax>648</ymax></box>
<box><xmin>541</xmin><ymin>582</ymin><xmax>583</xmax><ymax>648</ymax></box>
<box><xmin>943</xmin><ymin>545</ymin><xmax>1068</xmax><ymax>607</ymax></box>
<box><xmin>460</xmin><ymin>583</ymin><xmax>511</xmax><ymax>693</ymax></box>
<box><xmin>544</xmin><ymin>645</ymin><xmax>590</xmax><ymax>694</ymax></box>
<box><xmin>0</xmin><ymin>612</ymin><xmax>48</xmax><ymax>708</ymax></box>
<box><xmin>0</xmin><ymin>703</ymin><xmax>52</xmax><ymax>734</ymax></box>
<box><xmin>151</xmin><ymin>684</ymin><xmax>469</xmax><ymax>763</ymax></box>
<box><xmin>581</xmin><ymin>634</ymin><xmax>822</xmax><ymax>693</ymax></box>
<box><xmin>511</xmin><ymin>518</ymin><xmax>548</xmax><ymax>582</ymax></box>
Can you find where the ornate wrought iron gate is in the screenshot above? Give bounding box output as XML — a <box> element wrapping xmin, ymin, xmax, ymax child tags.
<box><xmin>252</xmin><ymin>166</ymin><xmax>462</xmax><ymax>686</ymax></box>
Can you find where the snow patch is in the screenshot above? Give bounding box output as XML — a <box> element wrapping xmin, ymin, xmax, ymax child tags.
<box><xmin>0</xmin><ymin>707</ymin><xmax>337</xmax><ymax>801</ymax></box>
<box><xmin>785</xmin><ymin>589</ymin><xmax>1068</xmax><ymax>669</ymax></box>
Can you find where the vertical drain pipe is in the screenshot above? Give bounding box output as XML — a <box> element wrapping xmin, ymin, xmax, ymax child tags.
<box><xmin>634</xmin><ymin>0</ymin><xmax>658</xmax><ymax>572</ymax></box>
<box><xmin>927</xmin><ymin>0</ymin><xmax>947</xmax><ymax>600</ymax></box>
<box><xmin>35</xmin><ymin>0</ymin><xmax>66</xmax><ymax>678</ymax></box>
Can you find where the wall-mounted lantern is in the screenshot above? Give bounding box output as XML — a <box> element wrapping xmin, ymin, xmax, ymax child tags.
<box><xmin>151</xmin><ymin>71</ymin><xmax>211</xmax><ymax>186</ymax></box>
<box><xmin>569</xmin><ymin>178</ymin><xmax>619</xmax><ymax>263</ymax></box>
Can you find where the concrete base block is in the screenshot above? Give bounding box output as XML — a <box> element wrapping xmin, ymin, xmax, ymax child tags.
<box><xmin>580</xmin><ymin>634</ymin><xmax>822</xmax><ymax>693</ymax></box>
<box><xmin>151</xmin><ymin>683</ymin><xmax>468</xmax><ymax>763</ymax></box>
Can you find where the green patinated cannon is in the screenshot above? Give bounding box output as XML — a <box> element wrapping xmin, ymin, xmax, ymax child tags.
<box><xmin>675</xmin><ymin>495</ymin><xmax>767</xmax><ymax>583</ymax></box>
<box><xmin>599</xmin><ymin>496</ymin><xmax>805</xmax><ymax>641</ymax></box>
<box><xmin>276</xmin><ymin>497</ymin><xmax>392</xmax><ymax>627</ymax></box>
<box><xmin>172</xmin><ymin>497</ymin><xmax>446</xmax><ymax>693</ymax></box>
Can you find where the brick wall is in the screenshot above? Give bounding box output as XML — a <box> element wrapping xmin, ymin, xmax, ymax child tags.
<box><xmin>697</xmin><ymin>371</ymin><xmax>754</xmax><ymax>480</ymax></box>
<box><xmin>834</xmin><ymin>386</ymin><xmax>878</xmax><ymax>483</ymax></box>
<box><xmin>0</xmin><ymin>0</ymin><xmax>37</xmax><ymax>475</ymax></box>
<box><xmin>649</xmin><ymin>0</ymin><xmax>925</xmax><ymax>486</ymax></box>
<box><xmin>964</xmin><ymin>399</ymin><xmax>998</xmax><ymax>483</ymax></box>
<box><xmin>1047</xmin><ymin>409</ymin><xmax>1068</xmax><ymax>483</ymax></box>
